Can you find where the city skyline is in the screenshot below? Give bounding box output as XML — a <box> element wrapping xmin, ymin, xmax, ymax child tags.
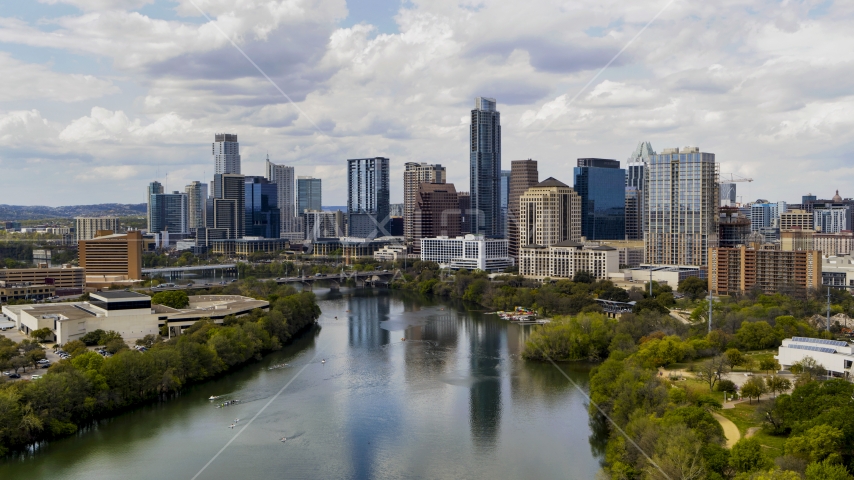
<box><xmin>2</xmin><ymin>1</ymin><xmax>851</xmax><ymax>207</ymax></box>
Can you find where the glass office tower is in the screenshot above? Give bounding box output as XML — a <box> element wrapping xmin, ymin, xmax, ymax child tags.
<box><xmin>470</xmin><ymin>97</ymin><xmax>501</xmax><ymax>237</ymax></box>
<box><xmin>245</xmin><ymin>176</ymin><xmax>281</xmax><ymax>238</ymax></box>
<box><xmin>297</xmin><ymin>176</ymin><xmax>322</xmax><ymax>215</ymax></box>
<box><xmin>573</xmin><ymin>158</ymin><xmax>626</xmax><ymax>240</ymax></box>
<box><xmin>347</xmin><ymin>157</ymin><xmax>390</xmax><ymax>238</ymax></box>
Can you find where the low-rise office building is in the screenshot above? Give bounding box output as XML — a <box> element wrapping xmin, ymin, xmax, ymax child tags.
<box><xmin>211</xmin><ymin>237</ymin><xmax>288</xmax><ymax>256</ymax></box>
<box><xmin>310</xmin><ymin>237</ymin><xmax>404</xmax><ymax>260</ymax></box>
<box><xmin>519</xmin><ymin>241</ymin><xmax>618</xmax><ymax>280</ymax></box>
<box><xmin>776</xmin><ymin>337</ymin><xmax>853</xmax><ymax>378</ymax></box>
<box><xmin>420</xmin><ymin>234</ymin><xmax>513</xmax><ymax>272</ymax></box>
<box><xmin>0</xmin><ymin>282</ymin><xmax>56</xmax><ymax>303</ymax></box>
<box><xmin>2</xmin><ymin>291</ymin><xmax>268</xmax><ymax>343</ymax></box>
<box><xmin>0</xmin><ymin>265</ymin><xmax>84</xmax><ymax>295</ymax></box>
<box><xmin>373</xmin><ymin>244</ymin><xmax>408</xmax><ymax>262</ymax></box>
<box><xmin>821</xmin><ymin>255</ymin><xmax>854</xmax><ymax>287</ymax></box>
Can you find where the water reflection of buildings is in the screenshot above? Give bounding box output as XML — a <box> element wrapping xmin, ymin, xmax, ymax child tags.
<box><xmin>347</xmin><ymin>291</ymin><xmax>391</xmax><ymax>349</ymax></box>
<box><xmin>467</xmin><ymin>315</ymin><xmax>505</xmax><ymax>451</ymax></box>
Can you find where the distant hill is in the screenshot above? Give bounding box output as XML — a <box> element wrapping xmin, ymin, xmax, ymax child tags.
<box><xmin>0</xmin><ymin>204</ymin><xmax>147</xmax><ymax>221</ymax></box>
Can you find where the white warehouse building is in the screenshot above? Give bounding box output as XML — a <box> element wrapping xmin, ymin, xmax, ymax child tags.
<box><xmin>776</xmin><ymin>337</ymin><xmax>854</xmax><ymax>378</ymax></box>
<box><xmin>420</xmin><ymin>234</ymin><xmax>513</xmax><ymax>272</ymax></box>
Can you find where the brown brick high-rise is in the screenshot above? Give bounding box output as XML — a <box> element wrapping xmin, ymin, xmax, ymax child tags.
<box><xmin>413</xmin><ymin>183</ymin><xmax>461</xmax><ymax>253</ymax></box>
<box><xmin>78</xmin><ymin>230</ymin><xmax>143</xmax><ymax>281</ymax></box>
<box><xmin>509</xmin><ymin>160</ymin><xmax>538</xmax><ymax>261</ymax></box>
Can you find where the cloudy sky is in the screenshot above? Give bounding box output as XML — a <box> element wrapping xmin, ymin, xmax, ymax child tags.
<box><xmin>1</xmin><ymin>0</ymin><xmax>852</xmax><ymax>207</ymax></box>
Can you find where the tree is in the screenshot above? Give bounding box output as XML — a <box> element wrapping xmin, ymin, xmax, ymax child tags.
<box><xmin>805</xmin><ymin>460</ymin><xmax>853</xmax><ymax>480</ymax></box>
<box><xmin>765</xmin><ymin>375</ymin><xmax>791</xmax><ymax>398</ymax></box>
<box><xmin>63</xmin><ymin>340</ymin><xmax>88</xmax><ymax>357</ymax></box>
<box><xmin>785</xmin><ymin>424</ymin><xmax>845</xmax><ymax>464</ymax></box>
<box><xmin>791</xmin><ymin>356</ymin><xmax>826</xmax><ymax>382</ymax></box>
<box><xmin>10</xmin><ymin>355</ymin><xmax>28</xmax><ymax>373</ymax></box>
<box><xmin>696</xmin><ymin>356</ymin><xmax>730</xmax><ymax>391</ymax></box>
<box><xmin>730</xmin><ymin>438</ymin><xmax>773</xmax><ymax>473</ymax></box>
<box><xmin>716</xmin><ymin>379</ymin><xmax>737</xmax><ymax>394</ymax></box>
<box><xmin>759</xmin><ymin>358</ymin><xmax>779</xmax><ymax>374</ymax></box>
<box><xmin>725</xmin><ymin>348</ymin><xmax>745</xmax><ymax>368</ymax></box>
<box><xmin>736</xmin><ymin>321</ymin><xmax>778</xmax><ymax>350</ymax></box>
<box><xmin>81</xmin><ymin>329</ymin><xmax>106</xmax><ymax>346</ymax></box>
<box><xmin>31</xmin><ymin>327</ymin><xmax>52</xmax><ymax>343</ymax></box>
<box><xmin>135</xmin><ymin>334</ymin><xmax>160</xmax><ymax>348</ymax></box>
<box><xmin>104</xmin><ymin>338</ymin><xmax>128</xmax><ymax>354</ymax></box>
<box><xmin>572</xmin><ymin>271</ymin><xmax>594</xmax><ymax>284</ymax></box>
<box><xmin>678</xmin><ymin>276</ymin><xmax>708</xmax><ymax>301</ymax></box>
<box><xmin>741</xmin><ymin>376</ymin><xmax>768</xmax><ymax>404</ymax></box>
<box><xmin>645</xmin><ymin>424</ymin><xmax>706</xmax><ymax>480</ymax></box>
<box><xmin>151</xmin><ymin>290</ymin><xmax>190</xmax><ymax>309</ymax></box>
<box><xmin>633</xmin><ymin>298</ymin><xmax>670</xmax><ymax>315</ymax></box>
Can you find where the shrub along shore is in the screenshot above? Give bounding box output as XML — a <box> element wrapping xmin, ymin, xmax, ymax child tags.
<box><xmin>0</xmin><ymin>281</ymin><xmax>320</xmax><ymax>456</ymax></box>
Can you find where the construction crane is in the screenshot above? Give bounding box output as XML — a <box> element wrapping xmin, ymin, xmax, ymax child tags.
<box><xmin>719</xmin><ymin>172</ymin><xmax>753</xmax><ymax>183</ymax></box>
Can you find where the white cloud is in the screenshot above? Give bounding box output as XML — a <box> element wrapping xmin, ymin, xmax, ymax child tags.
<box><xmin>76</xmin><ymin>165</ymin><xmax>139</xmax><ymax>181</ymax></box>
<box><xmin>2</xmin><ymin>0</ymin><xmax>854</xmax><ymax>205</ymax></box>
<box><xmin>0</xmin><ymin>53</ymin><xmax>118</xmax><ymax>102</ymax></box>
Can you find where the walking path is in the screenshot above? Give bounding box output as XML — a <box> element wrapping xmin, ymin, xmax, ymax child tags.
<box><xmin>712</xmin><ymin>412</ymin><xmax>740</xmax><ymax>448</ymax></box>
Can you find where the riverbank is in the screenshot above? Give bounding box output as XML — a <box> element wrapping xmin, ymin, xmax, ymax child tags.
<box><xmin>0</xmin><ymin>283</ymin><xmax>320</xmax><ymax>457</ymax></box>
<box><xmin>0</xmin><ymin>287</ymin><xmax>603</xmax><ymax>480</ymax></box>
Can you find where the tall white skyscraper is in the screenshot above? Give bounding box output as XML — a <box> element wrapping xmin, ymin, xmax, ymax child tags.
<box><xmin>265</xmin><ymin>156</ymin><xmax>297</xmax><ymax>237</ymax></box>
<box><xmin>213</xmin><ymin>133</ymin><xmax>241</xmax><ymax>174</ymax></box>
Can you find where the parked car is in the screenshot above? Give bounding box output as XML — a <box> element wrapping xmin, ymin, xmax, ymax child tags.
<box><xmin>31</xmin><ymin>375</ymin><xmax>42</xmax><ymax>380</ymax></box>
<box><xmin>37</xmin><ymin>359</ymin><xmax>50</xmax><ymax>364</ymax></box>
<box><xmin>8</xmin><ymin>373</ymin><xmax>20</xmax><ymax>379</ymax></box>
<box><xmin>40</xmin><ymin>362</ymin><xmax>50</xmax><ymax>369</ymax></box>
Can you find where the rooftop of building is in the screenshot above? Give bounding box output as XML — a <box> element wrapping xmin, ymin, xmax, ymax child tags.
<box><xmin>91</xmin><ymin>290</ymin><xmax>150</xmax><ymax>300</ymax></box>
<box><xmin>532</xmin><ymin>177</ymin><xmax>568</xmax><ymax>188</ymax></box>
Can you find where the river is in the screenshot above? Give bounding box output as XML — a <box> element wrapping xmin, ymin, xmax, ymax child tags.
<box><xmin>0</xmin><ymin>288</ymin><xmax>602</xmax><ymax>479</ymax></box>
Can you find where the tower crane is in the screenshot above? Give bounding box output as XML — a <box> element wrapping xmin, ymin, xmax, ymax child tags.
<box><xmin>719</xmin><ymin>173</ymin><xmax>753</xmax><ymax>183</ymax></box>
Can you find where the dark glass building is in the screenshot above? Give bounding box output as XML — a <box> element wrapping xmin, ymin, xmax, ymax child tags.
<box><xmin>573</xmin><ymin>159</ymin><xmax>626</xmax><ymax>240</ymax></box>
<box><xmin>470</xmin><ymin>97</ymin><xmax>501</xmax><ymax>237</ymax></box>
<box><xmin>245</xmin><ymin>176</ymin><xmax>281</xmax><ymax>239</ymax></box>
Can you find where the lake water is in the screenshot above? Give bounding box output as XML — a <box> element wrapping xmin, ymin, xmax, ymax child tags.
<box><xmin>0</xmin><ymin>288</ymin><xmax>601</xmax><ymax>479</ymax></box>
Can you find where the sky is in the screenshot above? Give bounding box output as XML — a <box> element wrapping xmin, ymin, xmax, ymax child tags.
<box><xmin>0</xmin><ymin>0</ymin><xmax>853</xmax><ymax>207</ymax></box>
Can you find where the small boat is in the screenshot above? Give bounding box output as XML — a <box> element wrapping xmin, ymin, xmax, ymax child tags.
<box><xmin>321</xmin><ymin>359</ymin><xmax>326</xmax><ymax>364</ymax></box>
<box><xmin>209</xmin><ymin>395</ymin><xmax>218</xmax><ymax>400</ymax></box>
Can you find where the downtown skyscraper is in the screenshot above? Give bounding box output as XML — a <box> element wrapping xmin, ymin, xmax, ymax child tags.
<box><xmin>470</xmin><ymin>97</ymin><xmax>501</xmax><ymax>237</ymax></box>
<box><xmin>625</xmin><ymin>141</ymin><xmax>655</xmax><ymax>240</ymax></box>
<box><xmin>644</xmin><ymin>146</ymin><xmax>719</xmax><ymax>266</ymax></box>
<box><xmin>265</xmin><ymin>156</ymin><xmax>297</xmax><ymax>236</ymax></box>
<box><xmin>213</xmin><ymin>133</ymin><xmax>241</xmax><ymax>174</ymax></box>
<box><xmin>184</xmin><ymin>181</ymin><xmax>208</xmax><ymax>232</ymax></box>
<box><xmin>403</xmin><ymin>162</ymin><xmax>446</xmax><ymax>240</ymax></box>
<box><xmin>347</xmin><ymin>157</ymin><xmax>390</xmax><ymax>238</ymax></box>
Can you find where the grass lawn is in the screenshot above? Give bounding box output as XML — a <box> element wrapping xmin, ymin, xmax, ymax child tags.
<box><xmin>718</xmin><ymin>402</ymin><xmax>788</xmax><ymax>455</ymax></box>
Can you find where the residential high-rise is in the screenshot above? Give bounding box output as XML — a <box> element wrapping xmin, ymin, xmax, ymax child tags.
<box><xmin>458</xmin><ymin>192</ymin><xmax>471</xmax><ymax>234</ymax></box>
<box><xmin>469</xmin><ymin>97</ymin><xmax>501</xmax><ymax>237</ymax></box>
<box><xmin>265</xmin><ymin>157</ymin><xmax>296</xmax><ymax>236</ymax></box>
<box><xmin>146</xmin><ymin>181</ymin><xmax>164</xmax><ymax>231</ymax></box>
<box><xmin>403</xmin><ymin>162</ymin><xmax>446</xmax><ymax>240</ymax></box>
<box><xmin>413</xmin><ymin>183</ymin><xmax>461</xmax><ymax>252</ymax></box>
<box><xmin>625</xmin><ymin>187</ymin><xmax>641</xmax><ymax>241</ymax></box>
<box><xmin>814</xmin><ymin>206</ymin><xmax>849</xmax><ymax>233</ymax></box>
<box><xmin>347</xmin><ymin>157</ymin><xmax>390</xmax><ymax>238</ymax></box>
<box><xmin>574</xmin><ymin>159</ymin><xmax>626</xmax><ymax>240</ymax></box>
<box><xmin>500</xmin><ymin>169</ymin><xmax>511</xmax><ymax>238</ymax></box>
<box><xmin>75</xmin><ymin>217</ymin><xmax>120</xmax><ymax>242</ymax></box>
<box><xmin>626</xmin><ymin>142</ymin><xmax>655</xmax><ymax>239</ymax></box>
<box><xmin>149</xmin><ymin>191</ymin><xmax>189</xmax><ymax>234</ymax></box>
<box><xmin>297</xmin><ymin>176</ymin><xmax>322</xmax><ymax>215</ymax></box>
<box><xmin>213</xmin><ymin>133</ymin><xmax>240</xmax><ymax>174</ymax></box>
<box><xmin>245</xmin><ymin>176</ymin><xmax>281</xmax><ymax>239</ymax></box>
<box><xmin>519</xmin><ymin>177</ymin><xmax>581</xmax><ymax>247</ymax></box>
<box><xmin>709</xmin><ymin>246</ymin><xmax>820</xmax><ymax>295</ymax></box>
<box><xmin>184</xmin><ymin>181</ymin><xmax>208</xmax><ymax>232</ymax></box>
<box><xmin>212</xmin><ymin>174</ymin><xmax>245</xmax><ymax>239</ymax></box>
<box><xmin>508</xmin><ymin>160</ymin><xmax>539</xmax><ymax>261</ymax></box>
<box><xmin>718</xmin><ymin>206</ymin><xmax>751</xmax><ymax>248</ymax></box>
<box><xmin>645</xmin><ymin>146</ymin><xmax>719</xmax><ymax>266</ymax></box>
